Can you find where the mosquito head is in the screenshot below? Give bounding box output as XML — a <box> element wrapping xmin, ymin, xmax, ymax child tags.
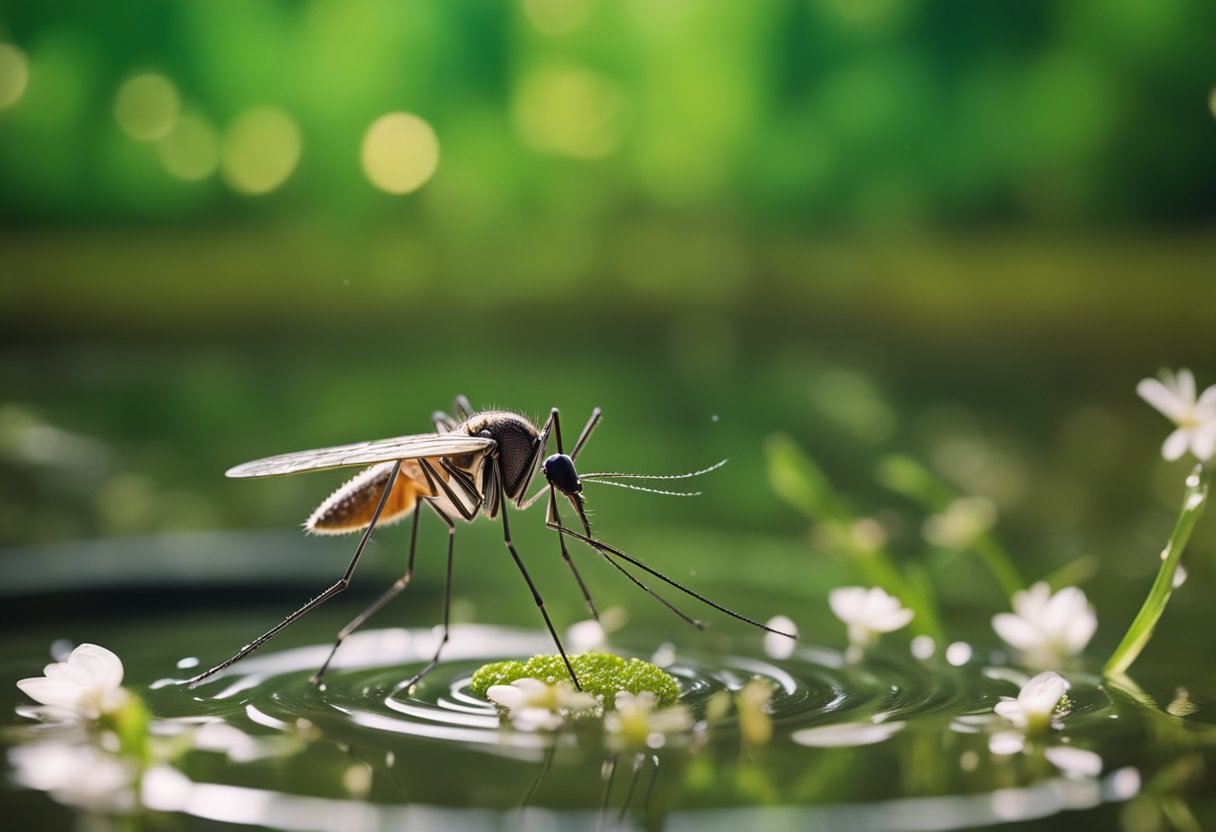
<box><xmin>543</xmin><ymin>453</ymin><xmax>582</xmax><ymax>496</ymax></box>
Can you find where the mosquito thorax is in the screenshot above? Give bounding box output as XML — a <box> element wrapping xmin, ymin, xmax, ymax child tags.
<box><xmin>463</xmin><ymin>411</ymin><xmax>539</xmax><ymax>499</ymax></box>
<box><xmin>543</xmin><ymin>453</ymin><xmax>581</xmax><ymax>495</ymax></box>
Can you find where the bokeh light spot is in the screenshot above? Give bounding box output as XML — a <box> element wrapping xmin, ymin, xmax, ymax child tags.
<box><xmin>361</xmin><ymin>112</ymin><xmax>440</xmax><ymax>195</ymax></box>
<box><xmin>157</xmin><ymin>111</ymin><xmax>219</xmax><ymax>181</ymax></box>
<box><xmin>1209</xmin><ymin>87</ymin><xmax>1216</xmax><ymax>120</ymax></box>
<box><xmin>522</xmin><ymin>0</ymin><xmax>593</xmax><ymax>34</ymax></box>
<box><xmin>220</xmin><ymin>106</ymin><xmax>301</xmax><ymax>195</ymax></box>
<box><xmin>514</xmin><ymin>64</ymin><xmax>626</xmax><ymax>159</ymax></box>
<box><xmin>114</xmin><ymin>73</ymin><xmax>180</xmax><ymax>141</ymax></box>
<box><xmin>0</xmin><ymin>43</ymin><xmax>30</xmax><ymax>110</ymax></box>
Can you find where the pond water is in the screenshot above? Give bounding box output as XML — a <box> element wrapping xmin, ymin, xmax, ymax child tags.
<box><xmin>3</xmin><ymin>533</ymin><xmax>1214</xmax><ymax>832</ymax></box>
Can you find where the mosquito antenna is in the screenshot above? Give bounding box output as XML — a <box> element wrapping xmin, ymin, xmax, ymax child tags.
<box><xmin>581</xmin><ymin>459</ymin><xmax>728</xmax><ymax>481</ymax></box>
<box><xmin>550</xmin><ymin>522</ymin><xmax>796</xmax><ymax>638</ymax></box>
<box><xmin>582</xmin><ymin>480</ymin><xmax>704</xmax><ymax>497</ymax></box>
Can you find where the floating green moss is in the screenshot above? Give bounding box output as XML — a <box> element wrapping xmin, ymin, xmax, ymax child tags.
<box><xmin>470</xmin><ymin>652</ymin><xmax>680</xmax><ymax>708</ymax></box>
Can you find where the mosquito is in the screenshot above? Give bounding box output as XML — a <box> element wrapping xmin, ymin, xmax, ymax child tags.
<box><xmin>189</xmin><ymin>396</ymin><xmax>794</xmax><ymax>690</ymax></box>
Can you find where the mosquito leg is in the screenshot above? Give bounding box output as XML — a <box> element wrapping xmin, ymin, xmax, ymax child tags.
<box><xmin>543</xmin><ymin>413</ymin><xmax>597</xmax><ymax>619</ymax></box>
<box><xmin>188</xmin><ymin>461</ymin><xmax>404</xmax><ymax>686</ymax></box>
<box><xmin>519</xmin><ymin>745</ymin><xmax>556</xmax><ymax>809</ymax></box>
<box><xmin>548</xmin><ymin>522</ymin><xmax>796</xmax><ymax>638</ymax></box>
<box><xmin>432</xmin><ymin>410</ymin><xmax>457</xmax><ymax>433</ymax></box>
<box><xmin>641</xmin><ymin>755</ymin><xmax>660</xmax><ymax>818</ymax></box>
<box><xmin>311</xmin><ymin>503</ymin><xmax>424</xmax><ymax>685</ymax></box>
<box><xmin>571</xmin><ymin>407</ymin><xmax>602</xmax><ymax>461</ymax></box>
<box><xmin>547</xmin><ymin>517</ymin><xmax>705</xmax><ymax>630</ymax></box>
<box><xmin>515</xmin><ymin>408</ymin><xmax>556</xmax><ymax>509</ymax></box>
<box><xmin>598</xmin><ymin>753</ymin><xmax>619</xmax><ymax>832</ymax></box>
<box><xmin>454</xmin><ymin>395</ymin><xmax>473</xmax><ymax>419</ymax></box>
<box><xmin>400</xmin><ymin>502</ymin><xmax>456</xmax><ymax>689</ymax></box>
<box><xmin>419</xmin><ymin>457</ymin><xmax>479</xmax><ymax>521</ymax></box>
<box><xmin>549</xmin><ymin>487</ymin><xmax>600</xmax><ymax>621</ymax></box>
<box><xmin>498</xmin><ymin>460</ymin><xmax>582</xmax><ymax>690</ymax></box>
<box><xmin>618</xmin><ymin>753</ymin><xmax>645</xmax><ymax>821</ymax></box>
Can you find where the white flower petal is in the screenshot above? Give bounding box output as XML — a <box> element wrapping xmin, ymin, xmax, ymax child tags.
<box><xmin>1176</xmin><ymin>369</ymin><xmax>1197</xmax><ymax>407</ymax></box>
<box><xmin>993</xmin><ymin>698</ymin><xmax>1021</xmax><ymax>722</ymax></box>
<box><xmin>15</xmin><ymin>677</ymin><xmax>83</xmax><ymax>709</ymax></box>
<box><xmin>873</xmin><ymin>606</ymin><xmax>914</xmax><ymax>633</ymax></box>
<box><xmin>1191</xmin><ymin>423</ymin><xmax>1216</xmax><ymax>462</ymax></box>
<box><xmin>1063</xmin><ymin>609</ymin><xmax>1098</xmax><ymax>653</ymax></box>
<box><xmin>1011</xmin><ymin>582</ymin><xmax>1051</xmax><ymax>620</ymax></box>
<box><xmin>1162</xmin><ymin>428</ymin><xmax>1190</xmax><ymax>461</ymax></box>
<box><xmin>1019</xmin><ymin>671</ymin><xmax>1067</xmax><ymax>713</ymax></box>
<box><xmin>1137</xmin><ymin>378</ymin><xmax>1186</xmax><ymax>422</ymax></box>
<box><xmin>992</xmin><ymin>613</ymin><xmax>1042</xmax><ymax>651</ymax></box>
<box><xmin>828</xmin><ymin>587</ymin><xmax>868</xmax><ymax>623</ymax></box>
<box><xmin>486</xmin><ymin>684</ymin><xmax>527</xmax><ymax>709</ymax></box>
<box><xmin>71</xmin><ymin>645</ymin><xmax>124</xmax><ymax>690</ymax></box>
<box><xmin>1041</xmin><ymin>587</ymin><xmax>1084</xmax><ymax>634</ymax></box>
<box><xmin>1196</xmin><ymin>385</ymin><xmax>1216</xmax><ymax>415</ymax></box>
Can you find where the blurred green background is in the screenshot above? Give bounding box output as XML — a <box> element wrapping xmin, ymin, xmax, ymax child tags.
<box><xmin>1</xmin><ymin>0</ymin><xmax>1215</xmax><ymax>652</ymax></box>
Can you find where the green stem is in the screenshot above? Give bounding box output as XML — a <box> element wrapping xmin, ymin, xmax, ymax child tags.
<box><xmin>1104</xmin><ymin>465</ymin><xmax>1209</xmax><ymax>677</ymax></box>
<box><xmin>876</xmin><ymin>455</ymin><xmax>1024</xmax><ymax>597</ymax></box>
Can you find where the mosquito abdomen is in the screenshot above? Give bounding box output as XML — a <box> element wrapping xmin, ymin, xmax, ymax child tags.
<box><xmin>306</xmin><ymin>460</ymin><xmax>431</xmax><ymax>535</ymax></box>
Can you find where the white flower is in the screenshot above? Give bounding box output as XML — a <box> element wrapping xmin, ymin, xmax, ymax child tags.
<box><xmin>565</xmin><ymin>607</ymin><xmax>627</xmax><ymax>653</ymax></box>
<box><xmin>604</xmin><ymin>691</ymin><xmax>693</xmax><ymax>750</ymax></box>
<box><xmin>486</xmin><ymin>678</ymin><xmax>598</xmax><ymax>731</ymax></box>
<box><xmin>1137</xmin><ymin>368</ymin><xmax>1216</xmax><ymax>462</ymax></box>
<box><xmin>8</xmin><ymin>741</ymin><xmax>136</xmax><ymax>812</ymax></box>
<box><xmin>923</xmin><ymin>496</ymin><xmax>997</xmax><ymax>549</ymax></box>
<box><xmin>763</xmin><ymin>615</ymin><xmax>798</xmax><ymax>660</ymax></box>
<box><xmin>994</xmin><ymin>670</ymin><xmax>1069</xmax><ymax>733</ymax></box>
<box><xmin>992</xmin><ymin>582</ymin><xmax>1096</xmax><ymax>669</ymax></box>
<box><xmin>17</xmin><ymin>644</ymin><xmax>129</xmax><ymax>721</ymax></box>
<box><xmin>829</xmin><ymin>586</ymin><xmax>914</xmax><ymax>650</ymax></box>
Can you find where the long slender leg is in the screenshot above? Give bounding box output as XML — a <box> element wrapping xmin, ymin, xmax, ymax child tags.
<box><xmin>399</xmin><ymin>502</ymin><xmax>456</xmax><ymax>689</ymax></box>
<box><xmin>571</xmin><ymin>407</ymin><xmax>602</xmax><ymax>461</ymax></box>
<box><xmin>544</xmin><ymin>418</ymin><xmax>599</xmax><ymax>621</ymax></box>
<box><xmin>550</xmin><ymin>488</ymin><xmax>600</xmax><ymax>621</ymax></box>
<box><xmin>516</xmin><ymin>408</ymin><xmax>555</xmax><ymax>504</ymax></box>
<box><xmin>597</xmin><ymin>754</ymin><xmax>619</xmax><ymax>832</ymax></box>
<box><xmin>419</xmin><ymin>457</ymin><xmax>479</xmax><ymax>521</ymax></box>
<box><xmin>311</xmin><ymin>503</ymin><xmax>424</xmax><ymax>685</ymax></box>
<box><xmin>518</xmin><ymin>406</ymin><xmax>600</xmax><ymax>510</ymax></box>
<box><xmin>641</xmin><ymin>755</ymin><xmax>660</xmax><ymax>819</ymax></box>
<box><xmin>547</xmin><ymin>501</ymin><xmax>705</xmax><ymax>630</ymax></box>
<box><xmin>189</xmin><ymin>461</ymin><xmax>404</xmax><ymax>685</ymax></box>
<box><xmin>618</xmin><ymin>753</ymin><xmax>646</xmax><ymax>821</ymax></box>
<box><xmin>454</xmin><ymin>395</ymin><xmax>473</xmax><ymax>419</ymax></box>
<box><xmin>498</xmin><ymin>459</ymin><xmax>582</xmax><ymax>690</ymax></box>
<box><xmin>519</xmin><ymin>745</ymin><xmax>556</xmax><ymax>809</ymax></box>
<box><xmin>432</xmin><ymin>410</ymin><xmax>457</xmax><ymax>433</ymax></box>
<box><xmin>548</xmin><ymin>521</ymin><xmax>795</xmax><ymax>637</ymax></box>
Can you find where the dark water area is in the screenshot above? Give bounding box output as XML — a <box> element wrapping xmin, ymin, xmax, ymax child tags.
<box><xmin>2</xmin><ymin>529</ymin><xmax>1214</xmax><ymax>831</ymax></box>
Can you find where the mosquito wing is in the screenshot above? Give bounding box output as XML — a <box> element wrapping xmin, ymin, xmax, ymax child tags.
<box><xmin>225</xmin><ymin>433</ymin><xmax>496</xmax><ymax>478</ymax></box>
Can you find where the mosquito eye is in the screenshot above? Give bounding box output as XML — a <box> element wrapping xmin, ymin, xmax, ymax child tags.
<box><xmin>543</xmin><ymin>453</ymin><xmax>581</xmax><ymax>494</ymax></box>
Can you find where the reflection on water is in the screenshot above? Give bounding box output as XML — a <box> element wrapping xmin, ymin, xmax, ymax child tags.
<box><xmin>6</xmin><ymin>624</ymin><xmax>1213</xmax><ymax>831</ymax></box>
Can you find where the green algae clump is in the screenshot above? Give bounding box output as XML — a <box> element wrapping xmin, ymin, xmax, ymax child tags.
<box><xmin>470</xmin><ymin>652</ymin><xmax>680</xmax><ymax>708</ymax></box>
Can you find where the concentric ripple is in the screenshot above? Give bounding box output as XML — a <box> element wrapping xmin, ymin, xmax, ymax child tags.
<box><xmin>91</xmin><ymin>625</ymin><xmax>1176</xmax><ymax>830</ymax></box>
<box><xmin>157</xmin><ymin>624</ymin><xmax>1114</xmax><ymax>752</ymax></box>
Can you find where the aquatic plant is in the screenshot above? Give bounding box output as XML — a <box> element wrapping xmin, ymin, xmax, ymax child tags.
<box><xmin>471</xmin><ymin>652</ymin><xmax>680</xmax><ymax>708</ymax></box>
